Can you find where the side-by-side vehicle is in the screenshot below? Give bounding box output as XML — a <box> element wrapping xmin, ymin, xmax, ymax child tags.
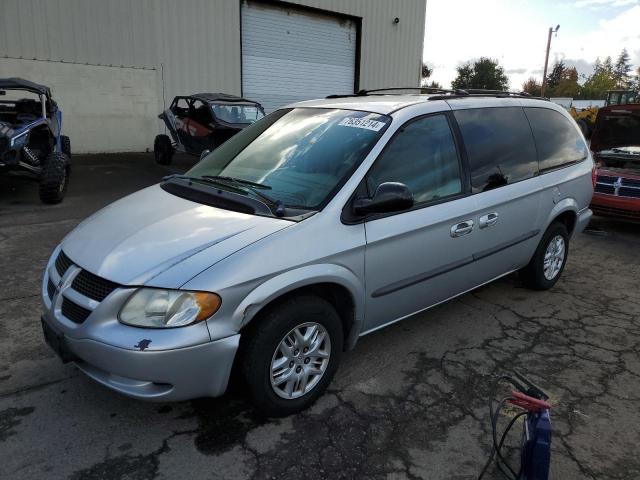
<box><xmin>0</xmin><ymin>78</ymin><xmax>71</xmax><ymax>203</ymax></box>
<box><xmin>154</xmin><ymin>93</ymin><xmax>265</xmax><ymax>165</ymax></box>
<box><xmin>42</xmin><ymin>89</ymin><xmax>593</xmax><ymax>416</ymax></box>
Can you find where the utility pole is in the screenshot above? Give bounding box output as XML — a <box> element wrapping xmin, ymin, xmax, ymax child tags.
<box><xmin>541</xmin><ymin>24</ymin><xmax>560</xmax><ymax>97</ymax></box>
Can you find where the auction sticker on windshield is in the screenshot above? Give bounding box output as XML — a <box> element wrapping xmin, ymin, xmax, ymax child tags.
<box><xmin>338</xmin><ymin>117</ymin><xmax>386</xmax><ymax>131</ymax></box>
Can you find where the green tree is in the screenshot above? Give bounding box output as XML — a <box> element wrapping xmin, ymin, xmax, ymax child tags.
<box><xmin>420</xmin><ymin>63</ymin><xmax>442</xmax><ymax>89</ymax></box>
<box><xmin>614</xmin><ymin>48</ymin><xmax>632</xmax><ymax>88</ymax></box>
<box><xmin>582</xmin><ymin>56</ymin><xmax>617</xmax><ymax>99</ymax></box>
<box><xmin>553</xmin><ymin>67</ymin><xmax>581</xmax><ymax>98</ymax></box>
<box><xmin>522</xmin><ymin>77</ymin><xmax>542</xmax><ymax>96</ymax></box>
<box><xmin>546</xmin><ymin>60</ymin><xmax>565</xmax><ymax>91</ymax></box>
<box><xmin>451</xmin><ymin>57</ymin><xmax>509</xmax><ymax>90</ymax></box>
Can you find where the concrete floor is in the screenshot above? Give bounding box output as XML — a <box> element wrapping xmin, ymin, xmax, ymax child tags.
<box><xmin>1</xmin><ymin>154</ymin><xmax>639</xmax><ymax>479</ymax></box>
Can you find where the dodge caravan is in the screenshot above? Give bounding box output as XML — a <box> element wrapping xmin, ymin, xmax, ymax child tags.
<box><xmin>41</xmin><ymin>90</ymin><xmax>594</xmax><ymax>416</ymax></box>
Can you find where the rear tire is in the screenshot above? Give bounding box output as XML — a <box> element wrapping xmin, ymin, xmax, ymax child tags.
<box><xmin>60</xmin><ymin>135</ymin><xmax>71</xmax><ymax>159</ymax></box>
<box><xmin>154</xmin><ymin>134</ymin><xmax>173</xmax><ymax>165</ymax></box>
<box><xmin>242</xmin><ymin>295</ymin><xmax>343</xmax><ymax>417</ymax></box>
<box><xmin>39</xmin><ymin>152</ymin><xmax>69</xmax><ymax>204</ymax></box>
<box><xmin>520</xmin><ymin>222</ymin><xmax>569</xmax><ymax>290</ymax></box>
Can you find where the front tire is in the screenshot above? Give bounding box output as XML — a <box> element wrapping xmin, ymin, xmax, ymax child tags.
<box><xmin>39</xmin><ymin>152</ymin><xmax>70</xmax><ymax>204</ymax></box>
<box><xmin>60</xmin><ymin>135</ymin><xmax>71</xmax><ymax>159</ymax></box>
<box><xmin>520</xmin><ymin>222</ymin><xmax>569</xmax><ymax>290</ymax></box>
<box><xmin>242</xmin><ymin>295</ymin><xmax>343</xmax><ymax>417</ymax></box>
<box><xmin>154</xmin><ymin>134</ymin><xmax>173</xmax><ymax>165</ymax></box>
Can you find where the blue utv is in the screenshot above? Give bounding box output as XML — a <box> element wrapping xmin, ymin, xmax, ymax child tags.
<box><xmin>0</xmin><ymin>78</ymin><xmax>71</xmax><ymax>203</ymax></box>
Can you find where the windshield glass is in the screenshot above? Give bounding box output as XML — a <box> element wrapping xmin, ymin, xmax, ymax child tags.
<box><xmin>187</xmin><ymin>108</ymin><xmax>390</xmax><ymax>210</ymax></box>
<box><xmin>211</xmin><ymin>104</ymin><xmax>265</xmax><ymax>124</ymax></box>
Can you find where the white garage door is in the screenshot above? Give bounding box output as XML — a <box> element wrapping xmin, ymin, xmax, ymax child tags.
<box><xmin>241</xmin><ymin>1</ymin><xmax>357</xmax><ymax>113</ymax></box>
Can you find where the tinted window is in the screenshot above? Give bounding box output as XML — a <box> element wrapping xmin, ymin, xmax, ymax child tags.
<box><xmin>366</xmin><ymin>114</ymin><xmax>462</xmax><ymax>204</ymax></box>
<box><xmin>454</xmin><ymin>107</ymin><xmax>538</xmax><ymax>193</ymax></box>
<box><xmin>525</xmin><ymin>107</ymin><xmax>589</xmax><ymax>171</ymax></box>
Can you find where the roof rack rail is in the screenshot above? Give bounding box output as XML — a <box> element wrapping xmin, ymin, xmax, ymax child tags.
<box><xmin>325</xmin><ymin>86</ymin><xmax>469</xmax><ymax>99</ymax></box>
<box><xmin>325</xmin><ymin>87</ymin><xmax>548</xmax><ymax>101</ymax></box>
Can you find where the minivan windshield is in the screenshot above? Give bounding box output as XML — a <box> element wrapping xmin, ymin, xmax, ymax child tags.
<box><xmin>186</xmin><ymin>108</ymin><xmax>390</xmax><ymax>210</ymax></box>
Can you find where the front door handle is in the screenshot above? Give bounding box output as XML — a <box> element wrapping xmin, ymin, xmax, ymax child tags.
<box><xmin>451</xmin><ymin>220</ymin><xmax>474</xmax><ymax>237</ymax></box>
<box><xmin>479</xmin><ymin>212</ymin><xmax>499</xmax><ymax>229</ymax></box>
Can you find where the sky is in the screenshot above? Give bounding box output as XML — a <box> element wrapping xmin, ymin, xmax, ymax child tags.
<box><xmin>423</xmin><ymin>0</ymin><xmax>640</xmax><ymax>90</ymax></box>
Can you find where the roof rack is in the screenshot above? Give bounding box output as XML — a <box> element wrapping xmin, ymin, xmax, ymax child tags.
<box><xmin>326</xmin><ymin>87</ymin><xmax>548</xmax><ymax>102</ymax></box>
<box><xmin>326</xmin><ymin>86</ymin><xmax>469</xmax><ymax>99</ymax></box>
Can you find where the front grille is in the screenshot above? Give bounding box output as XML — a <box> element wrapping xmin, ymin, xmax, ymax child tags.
<box><xmin>625</xmin><ymin>178</ymin><xmax>640</xmax><ymax>188</ymax></box>
<box><xmin>619</xmin><ymin>187</ymin><xmax>640</xmax><ymax>198</ymax></box>
<box><xmin>72</xmin><ymin>270</ymin><xmax>119</xmax><ymax>302</ymax></box>
<box><xmin>597</xmin><ymin>175</ymin><xmax>618</xmax><ymax>183</ymax></box>
<box><xmin>61</xmin><ymin>297</ymin><xmax>92</xmax><ymax>324</ymax></box>
<box><xmin>595</xmin><ymin>184</ymin><xmax>615</xmax><ymax>195</ymax></box>
<box><xmin>47</xmin><ymin>279</ymin><xmax>56</xmax><ymax>300</ymax></box>
<box><xmin>55</xmin><ymin>250</ymin><xmax>73</xmax><ymax>277</ymax></box>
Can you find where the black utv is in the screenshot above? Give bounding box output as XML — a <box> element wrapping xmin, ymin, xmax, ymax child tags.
<box><xmin>154</xmin><ymin>93</ymin><xmax>265</xmax><ymax>165</ymax></box>
<box><xmin>0</xmin><ymin>78</ymin><xmax>71</xmax><ymax>204</ymax></box>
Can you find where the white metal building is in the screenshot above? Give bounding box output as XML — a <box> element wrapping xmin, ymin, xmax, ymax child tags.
<box><xmin>0</xmin><ymin>0</ymin><xmax>426</xmax><ymax>153</ymax></box>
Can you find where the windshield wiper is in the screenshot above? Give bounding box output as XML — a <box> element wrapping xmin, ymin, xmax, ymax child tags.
<box><xmin>163</xmin><ymin>174</ymin><xmax>286</xmax><ymax>216</ymax></box>
<box><xmin>199</xmin><ymin>175</ymin><xmax>286</xmax><ymax>216</ymax></box>
<box><xmin>201</xmin><ymin>175</ymin><xmax>272</xmax><ymax>189</ymax></box>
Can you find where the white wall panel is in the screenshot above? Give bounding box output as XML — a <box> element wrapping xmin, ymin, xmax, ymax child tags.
<box><xmin>1</xmin><ymin>58</ymin><xmax>159</xmax><ymax>153</ymax></box>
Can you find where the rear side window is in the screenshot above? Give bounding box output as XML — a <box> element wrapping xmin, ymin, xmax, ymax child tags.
<box><xmin>454</xmin><ymin>107</ymin><xmax>538</xmax><ymax>193</ymax></box>
<box><xmin>366</xmin><ymin>114</ymin><xmax>462</xmax><ymax>205</ymax></box>
<box><xmin>525</xmin><ymin>107</ymin><xmax>588</xmax><ymax>172</ymax></box>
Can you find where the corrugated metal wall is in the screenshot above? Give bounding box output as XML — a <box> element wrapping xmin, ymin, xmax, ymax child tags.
<box><xmin>0</xmin><ymin>0</ymin><xmax>425</xmax><ymax>152</ymax></box>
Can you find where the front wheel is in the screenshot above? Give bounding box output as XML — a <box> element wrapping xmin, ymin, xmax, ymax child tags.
<box><xmin>242</xmin><ymin>295</ymin><xmax>343</xmax><ymax>417</ymax></box>
<box><xmin>39</xmin><ymin>152</ymin><xmax>70</xmax><ymax>204</ymax></box>
<box><xmin>520</xmin><ymin>222</ymin><xmax>569</xmax><ymax>290</ymax></box>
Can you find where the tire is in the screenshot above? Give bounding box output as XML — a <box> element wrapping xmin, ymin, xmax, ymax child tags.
<box><xmin>242</xmin><ymin>295</ymin><xmax>343</xmax><ymax>417</ymax></box>
<box><xmin>520</xmin><ymin>222</ymin><xmax>569</xmax><ymax>290</ymax></box>
<box><xmin>60</xmin><ymin>135</ymin><xmax>71</xmax><ymax>159</ymax></box>
<box><xmin>39</xmin><ymin>152</ymin><xmax>70</xmax><ymax>204</ymax></box>
<box><xmin>154</xmin><ymin>134</ymin><xmax>173</xmax><ymax>165</ymax></box>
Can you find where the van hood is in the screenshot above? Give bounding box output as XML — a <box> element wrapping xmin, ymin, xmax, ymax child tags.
<box><xmin>61</xmin><ymin>185</ymin><xmax>291</xmax><ymax>287</ymax></box>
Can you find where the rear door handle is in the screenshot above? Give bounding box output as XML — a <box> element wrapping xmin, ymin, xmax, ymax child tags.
<box><xmin>450</xmin><ymin>220</ymin><xmax>474</xmax><ymax>237</ymax></box>
<box><xmin>479</xmin><ymin>212</ymin><xmax>499</xmax><ymax>229</ymax></box>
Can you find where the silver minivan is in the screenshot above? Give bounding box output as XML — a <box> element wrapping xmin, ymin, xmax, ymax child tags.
<box><xmin>41</xmin><ymin>91</ymin><xmax>594</xmax><ymax>416</ymax></box>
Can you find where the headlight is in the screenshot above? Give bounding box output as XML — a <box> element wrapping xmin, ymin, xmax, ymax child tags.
<box><xmin>119</xmin><ymin>288</ymin><xmax>221</xmax><ymax>328</ymax></box>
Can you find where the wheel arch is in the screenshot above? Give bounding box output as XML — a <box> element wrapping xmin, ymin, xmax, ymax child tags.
<box><xmin>234</xmin><ymin>264</ymin><xmax>365</xmax><ymax>351</ymax></box>
<box><xmin>545</xmin><ymin>199</ymin><xmax>579</xmax><ymax>237</ymax></box>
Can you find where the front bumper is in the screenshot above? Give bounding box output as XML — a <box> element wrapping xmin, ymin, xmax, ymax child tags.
<box><xmin>591</xmin><ymin>193</ymin><xmax>640</xmax><ymax>222</ymax></box>
<box><xmin>42</xmin><ymin>314</ymin><xmax>240</xmax><ymax>401</ymax></box>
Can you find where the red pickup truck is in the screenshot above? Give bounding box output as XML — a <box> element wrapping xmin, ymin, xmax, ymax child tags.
<box><xmin>590</xmin><ymin>104</ymin><xmax>640</xmax><ymax>222</ymax></box>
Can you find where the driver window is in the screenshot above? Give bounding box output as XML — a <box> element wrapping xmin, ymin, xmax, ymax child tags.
<box><xmin>366</xmin><ymin>114</ymin><xmax>462</xmax><ymax>205</ymax></box>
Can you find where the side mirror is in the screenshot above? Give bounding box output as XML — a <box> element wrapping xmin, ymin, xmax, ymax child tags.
<box><xmin>353</xmin><ymin>182</ymin><xmax>414</xmax><ymax>215</ymax></box>
<box><xmin>200</xmin><ymin>149</ymin><xmax>211</xmax><ymax>160</ymax></box>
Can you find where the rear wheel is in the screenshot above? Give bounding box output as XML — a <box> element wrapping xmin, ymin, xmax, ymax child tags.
<box><xmin>60</xmin><ymin>135</ymin><xmax>71</xmax><ymax>159</ymax></box>
<box><xmin>242</xmin><ymin>295</ymin><xmax>343</xmax><ymax>417</ymax></box>
<box><xmin>39</xmin><ymin>152</ymin><xmax>70</xmax><ymax>204</ymax></box>
<box><xmin>154</xmin><ymin>134</ymin><xmax>173</xmax><ymax>165</ymax></box>
<box><xmin>520</xmin><ymin>222</ymin><xmax>569</xmax><ymax>290</ymax></box>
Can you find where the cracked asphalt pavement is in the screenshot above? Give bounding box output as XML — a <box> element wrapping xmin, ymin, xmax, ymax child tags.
<box><xmin>1</xmin><ymin>154</ymin><xmax>639</xmax><ymax>479</ymax></box>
